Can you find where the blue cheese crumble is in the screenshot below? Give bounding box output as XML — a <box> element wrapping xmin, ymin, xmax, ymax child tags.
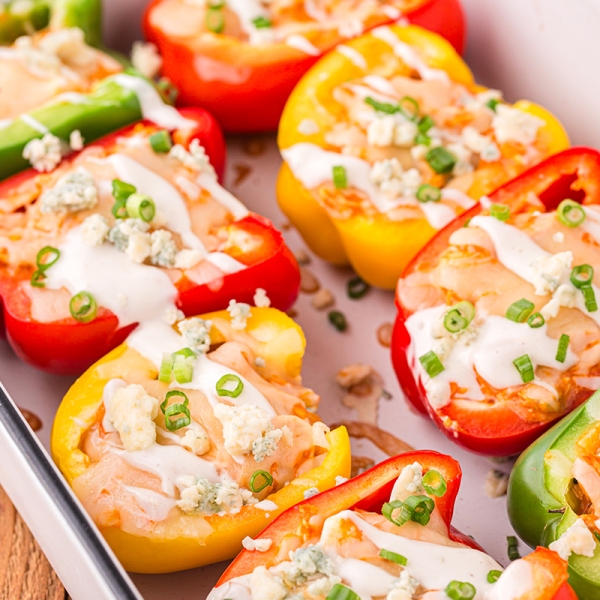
<box><xmin>23</xmin><ymin>133</ymin><xmax>62</xmax><ymax>173</ymax></box>
<box><xmin>40</xmin><ymin>167</ymin><xmax>98</xmax><ymax>214</ymax></box>
<box><xmin>177</xmin><ymin>317</ymin><xmax>212</xmax><ymax>354</ymax></box>
<box><xmin>176</xmin><ymin>475</ymin><xmax>257</xmax><ymax>514</ymax></box>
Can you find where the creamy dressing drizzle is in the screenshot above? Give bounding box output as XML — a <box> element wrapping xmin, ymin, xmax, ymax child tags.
<box><xmin>485</xmin><ymin>559</ymin><xmax>533</xmax><ymax>600</ymax></box>
<box><xmin>20</xmin><ymin>113</ymin><xmax>49</xmax><ymax>133</ymax></box>
<box><xmin>336</xmin><ymin>44</ymin><xmax>368</xmax><ymax>69</ymax></box>
<box><xmin>205</xmin><ymin>252</ymin><xmax>247</xmax><ymax>273</ymax></box>
<box><xmin>282</xmin><ymin>142</ymin><xmax>457</xmax><ymax>227</ymax></box>
<box><xmin>197</xmin><ymin>172</ymin><xmax>249</xmax><ymax>219</ymax></box>
<box><xmin>123</xmin><ymin>485</ymin><xmax>176</xmax><ymax>521</ymax></box>
<box><xmin>285</xmin><ymin>34</ymin><xmax>321</xmax><ymax>56</ymax></box>
<box><xmin>224</xmin><ymin>0</ymin><xmax>270</xmax><ymax>44</ymax></box>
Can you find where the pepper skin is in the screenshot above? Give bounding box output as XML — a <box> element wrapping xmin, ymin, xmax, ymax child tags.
<box><xmin>212</xmin><ymin>450</ymin><xmax>576</xmax><ymax>600</ymax></box>
<box><xmin>277</xmin><ymin>25</ymin><xmax>569</xmax><ymax>289</ymax></box>
<box><xmin>392</xmin><ymin>148</ymin><xmax>600</xmax><ymax>456</ymax></box>
<box><xmin>51</xmin><ymin>307</ymin><xmax>352</xmax><ymax>573</ymax></box>
<box><xmin>143</xmin><ymin>0</ymin><xmax>466</xmax><ymax>133</ymax></box>
<box><xmin>508</xmin><ymin>387</ymin><xmax>600</xmax><ymax>599</ymax></box>
<box><xmin>0</xmin><ymin>113</ymin><xmax>300</xmax><ymax>375</ymax></box>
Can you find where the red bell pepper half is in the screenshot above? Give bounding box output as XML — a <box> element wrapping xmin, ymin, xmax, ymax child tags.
<box><xmin>143</xmin><ymin>0</ymin><xmax>466</xmax><ymax>133</ymax></box>
<box><xmin>392</xmin><ymin>147</ymin><xmax>600</xmax><ymax>456</ymax></box>
<box><xmin>0</xmin><ymin>110</ymin><xmax>299</xmax><ymax>375</ymax></box>
<box><xmin>212</xmin><ymin>451</ymin><xmax>575</xmax><ymax>599</ymax></box>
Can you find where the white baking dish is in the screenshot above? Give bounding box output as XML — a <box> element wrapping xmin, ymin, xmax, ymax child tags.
<box><xmin>0</xmin><ymin>0</ymin><xmax>595</xmax><ymax>597</ymax></box>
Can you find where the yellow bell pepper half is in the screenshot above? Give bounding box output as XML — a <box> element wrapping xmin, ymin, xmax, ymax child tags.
<box><xmin>277</xmin><ymin>25</ymin><xmax>569</xmax><ymax>289</ymax></box>
<box><xmin>51</xmin><ymin>307</ymin><xmax>351</xmax><ymax>573</ymax></box>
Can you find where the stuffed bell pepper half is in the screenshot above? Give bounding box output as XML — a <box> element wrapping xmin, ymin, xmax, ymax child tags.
<box><xmin>0</xmin><ymin>104</ymin><xmax>300</xmax><ymax>375</ymax></box>
<box><xmin>208</xmin><ymin>450</ymin><xmax>576</xmax><ymax>600</ymax></box>
<box><xmin>143</xmin><ymin>0</ymin><xmax>466</xmax><ymax>133</ymax></box>
<box><xmin>277</xmin><ymin>24</ymin><xmax>569</xmax><ymax>289</ymax></box>
<box><xmin>392</xmin><ymin>147</ymin><xmax>600</xmax><ymax>456</ymax></box>
<box><xmin>509</xmin><ymin>387</ymin><xmax>600</xmax><ymax>599</ymax></box>
<box><xmin>51</xmin><ymin>307</ymin><xmax>351</xmax><ymax>573</ymax></box>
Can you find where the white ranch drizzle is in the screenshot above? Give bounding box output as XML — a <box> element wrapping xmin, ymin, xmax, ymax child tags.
<box><xmin>362</xmin><ymin>74</ymin><xmax>399</xmax><ymax>96</ymax></box>
<box><xmin>224</xmin><ymin>0</ymin><xmax>270</xmax><ymax>44</ymax></box>
<box><xmin>581</xmin><ymin>205</ymin><xmax>600</xmax><ymax>243</ymax></box>
<box><xmin>285</xmin><ymin>34</ymin><xmax>321</xmax><ymax>56</ymax></box>
<box><xmin>336</xmin><ymin>44</ymin><xmax>368</xmax><ymax>69</ymax></box>
<box><xmin>282</xmin><ymin>142</ymin><xmax>458</xmax><ymax>228</ymax></box>
<box><xmin>123</xmin><ymin>485</ymin><xmax>176</xmax><ymax>521</ymax></box>
<box><xmin>485</xmin><ymin>559</ymin><xmax>534</xmax><ymax>600</ymax></box>
<box><xmin>20</xmin><ymin>113</ymin><xmax>49</xmax><ymax>133</ymax></box>
<box><xmin>205</xmin><ymin>252</ymin><xmax>247</xmax><ymax>273</ymax></box>
<box><xmin>197</xmin><ymin>172</ymin><xmax>249</xmax><ymax>220</ymax></box>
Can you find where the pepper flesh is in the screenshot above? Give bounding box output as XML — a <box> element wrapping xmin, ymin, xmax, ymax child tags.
<box><xmin>392</xmin><ymin>147</ymin><xmax>600</xmax><ymax>456</ymax></box>
<box><xmin>143</xmin><ymin>0</ymin><xmax>466</xmax><ymax>133</ymax></box>
<box><xmin>51</xmin><ymin>307</ymin><xmax>352</xmax><ymax>573</ymax></box>
<box><xmin>277</xmin><ymin>25</ymin><xmax>569</xmax><ymax>289</ymax></box>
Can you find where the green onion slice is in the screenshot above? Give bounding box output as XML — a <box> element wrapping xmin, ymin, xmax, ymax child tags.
<box><xmin>36</xmin><ymin>246</ymin><xmax>60</xmax><ymax>271</ymax></box>
<box><xmin>486</xmin><ymin>98</ymin><xmax>500</xmax><ymax>112</ymax></box>
<box><xmin>207</xmin><ymin>0</ymin><xmax>225</xmax><ymax>7</ymax></box>
<box><xmin>249</xmin><ymin>470</ymin><xmax>273</xmax><ymax>493</ymax></box>
<box><xmin>379</xmin><ymin>548</ymin><xmax>407</xmax><ymax>565</ymax></box>
<box><xmin>326</xmin><ymin>583</ymin><xmax>360</xmax><ymax>600</ymax></box>
<box><xmin>398</xmin><ymin>96</ymin><xmax>420</xmax><ymax>120</ymax></box>
<box><xmin>487</xmin><ymin>570</ymin><xmax>502</xmax><ymax>583</ymax></box>
<box><xmin>507</xmin><ymin>535</ymin><xmax>521</xmax><ymax>560</ymax></box>
<box><xmin>159</xmin><ymin>353</ymin><xmax>174</xmax><ymax>383</ymax></box>
<box><xmin>425</xmin><ymin>146</ymin><xmax>456</xmax><ymax>174</ymax></box>
<box><xmin>364</xmin><ymin>96</ymin><xmax>399</xmax><ymax>114</ymax></box>
<box><xmin>445</xmin><ymin>580</ymin><xmax>476</xmax><ymax>600</ymax></box>
<box><xmin>422</xmin><ymin>469</ymin><xmax>447</xmax><ymax>497</ymax></box>
<box><xmin>173</xmin><ymin>354</ymin><xmax>195</xmax><ymax>384</ymax></box>
<box><xmin>328</xmin><ymin>310</ymin><xmax>347</xmax><ymax>332</ymax></box>
<box><xmin>332</xmin><ymin>165</ymin><xmax>347</xmax><ymax>190</ymax></box>
<box><xmin>444</xmin><ymin>301</ymin><xmax>475</xmax><ymax>333</ymax></box>
<box><xmin>419</xmin><ymin>350</ymin><xmax>444</xmax><ymax>378</ymax></box>
<box><xmin>112</xmin><ymin>179</ymin><xmax>136</xmax><ymax>203</ymax></box>
<box><xmin>205</xmin><ymin>7</ymin><xmax>225</xmax><ymax>33</ymax></box>
<box><xmin>126</xmin><ymin>193</ymin><xmax>156</xmax><ymax>222</ymax></box>
<box><xmin>252</xmin><ymin>15</ymin><xmax>272</xmax><ymax>28</ymax></box>
<box><xmin>160</xmin><ymin>390</ymin><xmax>191</xmax><ymax>432</ymax></box>
<box><xmin>112</xmin><ymin>200</ymin><xmax>127</xmax><ymax>219</ymax></box>
<box><xmin>417</xmin><ymin>114</ymin><xmax>434</xmax><ymax>133</ymax></box>
<box><xmin>173</xmin><ymin>347</ymin><xmax>197</xmax><ymax>359</ymax></box>
<box><xmin>414</xmin><ymin>132</ymin><xmax>431</xmax><ymax>146</ymax></box>
<box><xmin>513</xmin><ymin>354</ymin><xmax>535</xmax><ymax>383</ymax></box>
<box><xmin>216</xmin><ymin>373</ymin><xmax>244</xmax><ymax>398</ymax></box>
<box><xmin>382</xmin><ymin>495</ymin><xmax>435</xmax><ymax>527</ymax></box>
<box><xmin>557</xmin><ymin>199</ymin><xmax>586</xmax><ymax>228</ymax></box>
<box><xmin>505</xmin><ymin>298</ymin><xmax>534</xmax><ymax>323</ymax></box>
<box><xmin>30</xmin><ymin>269</ymin><xmax>46</xmax><ymax>288</ymax></box>
<box><xmin>416</xmin><ymin>183</ymin><xmax>441</xmax><ymax>203</ymax></box>
<box><xmin>69</xmin><ymin>291</ymin><xmax>97</xmax><ymax>323</ymax></box>
<box><xmin>570</xmin><ymin>264</ymin><xmax>594</xmax><ymax>288</ymax></box>
<box><xmin>556</xmin><ymin>333</ymin><xmax>570</xmax><ymax>363</ymax></box>
<box><xmin>347</xmin><ymin>276</ymin><xmax>369</xmax><ymax>299</ymax></box>
<box><xmin>382</xmin><ymin>500</ymin><xmax>405</xmax><ymax>526</ymax></box>
<box><xmin>490</xmin><ymin>203</ymin><xmax>510</xmax><ymax>222</ymax></box>
<box><xmin>149</xmin><ymin>130</ymin><xmax>173</xmax><ymax>153</ymax></box>
<box><xmin>527</xmin><ymin>312</ymin><xmax>545</xmax><ymax>328</ymax></box>
<box><xmin>582</xmin><ymin>284</ymin><xmax>598</xmax><ymax>312</ymax></box>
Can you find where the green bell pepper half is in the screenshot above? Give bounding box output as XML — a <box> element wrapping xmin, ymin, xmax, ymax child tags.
<box><xmin>508</xmin><ymin>387</ymin><xmax>600</xmax><ymax>598</ymax></box>
<box><xmin>0</xmin><ymin>0</ymin><xmax>102</xmax><ymax>47</ymax></box>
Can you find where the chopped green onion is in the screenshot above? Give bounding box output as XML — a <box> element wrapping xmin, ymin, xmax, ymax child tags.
<box><xmin>490</xmin><ymin>203</ymin><xmax>510</xmax><ymax>221</ymax></box>
<box><xmin>414</xmin><ymin>132</ymin><xmax>431</xmax><ymax>146</ymax></box>
<box><xmin>513</xmin><ymin>354</ymin><xmax>535</xmax><ymax>383</ymax></box>
<box><xmin>36</xmin><ymin>246</ymin><xmax>60</xmax><ymax>271</ymax></box>
<box><xmin>249</xmin><ymin>470</ymin><xmax>273</xmax><ymax>492</ymax></box>
<box><xmin>419</xmin><ymin>350</ymin><xmax>444</xmax><ymax>378</ymax></box>
<box><xmin>216</xmin><ymin>373</ymin><xmax>243</xmax><ymax>398</ymax></box>
<box><xmin>557</xmin><ymin>199</ymin><xmax>586</xmax><ymax>228</ymax></box>
<box><xmin>505</xmin><ymin>298</ymin><xmax>534</xmax><ymax>323</ymax></box>
<box><xmin>582</xmin><ymin>284</ymin><xmax>598</xmax><ymax>312</ymax></box>
<box><xmin>570</xmin><ymin>264</ymin><xmax>594</xmax><ymax>288</ymax></box>
<box><xmin>332</xmin><ymin>165</ymin><xmax>348</xmax><ymax>190</ymax></box>
<box><xmin>379</xmin><ymin>548</ymin><xmax>407</xmax><ymax>566</ymax></box>
<box><xmin>112</xmin><ymin>200</ymin><xmax>127</xmax><ymax>219</ymax></box>
<box><xmin>444</xmin><ymin>301</ymin><xmax>475</xmax><ymax>333</ymax></box>
<box><xmin>425</xmin><ymin>146</ymin><xmax>456</xmax><ymax>174</ymax></box>
<box><xmin>416</xmin><ymin>183</ymin><xmax>441</xmax><ymax>203</ymax></box>
<box><xmin>205</xmin><ymin>7</ymin><xmax>225</xmax><ymax>33</ymax></box>
<box><xmin>507</xmin><ymin>535</ymin><xmax>521</xmax><ymax>560</ymax></box>
<box><xmin>157</xmin><ymin>77</ymin><xmax>179</xmax><ymax>104</ymax></box>
<box><xmin>527</xmin><ymin>312</ymin><xmax>545</xmax><ymax>328</ymax></box>
<box><xmin>398</xmin><ymin>96</ymin><xmax>419</xmax><ymax>121</ymax></box>
<box><xmin>69</xmin><ymin>291</ymin><xmax>97</xmax><ymax>323</ymax></box>
<box><xmin>556</xmin><ymin>333</ymin><xmax>570</xmax><ymax>363</ymax></box>
<box><xmin>328</xmin><ymin>310</ymin><xmax>347</xmax><ymax>332</ymax></box>
<box><xmin>422</xmin><ymin>469</ymin><xmax>447</xmax><ymax>497</ymax></box>
<box><xmin>149</xmin><ymin>130</ymin><xmax>173</xmax><ymax>153</ymax></box>
<box><xmin>112</xmin><ymin>179</ymin><xmax>136</xmax><ymax>203</ymax></box>
<box><xmin>486</xmin><ymin>98</ymin><xmax>500</xmax><ymax>112</ymax></box>
<box><xmin>173</xmin><ymin>354</ymin><xmax>195</xmax><ymax>384</ymax></box>
<box><xmin>30</xmin><ymin>269</ymin><xmax>46</xmax><ymax>288</ymax></box>
<box><xmin>252</xmin><ymin>15</ymin><xmax>272</xmax><ymax>28</ymax></box>
<box><xmin>364</xmin><ymin>96</ymin><xmax>399</xmax><ymax>114</ymax></box>
<box><xmin>173</xmin><ymin>347</ymin><xmax>196</xmax><ymax>359</ymax></box>
<box><xmin>594</xmin><ymin>531</ymin><xmax>600</xmax><ymax>543</ymax></box>
<box><xmin>126</xmin><ymin>193</ymin><xmax>156</xmax><ymax>222</ymax></box>
<box><xmin>207</xmin><ymin>0</ymin><xmax>225</xmax><ymax>7</ymax></box>
<box><xmin>159</xmin><ymin>353</ymin><xmax>174</xmax><ymax>383</ymax></box>
<box><xmin>445</xmin><ymin>581</ymin><xmax>476</xmax><ymax>600</ymax></box>
<box><xmin>160</xmin><ymin>390</ymin><xmax>191</xmax><ymax>432</ymax></box>
<box><xmin>417</xmin><ymin>114</ymin><xmax>434</xmax><ymax>133</ymax></box>
<box><xmin>326</xmin><ymin>583</ymin><xmax>360</xmax><ymax>600</ymax></box>
<box><xmin>382</xmin><ymin>495</ymin><xmax>435</xmax><ymax>527</ymax></box>
<box><xmin>347</xmin><ymin>276</ymin><xmax>369</xmax><ymax>299</ymax></box>
<box><xmin>487</xmin><ymin>570</ymin><xmax>502</xmax><ymax>583</ymax></box>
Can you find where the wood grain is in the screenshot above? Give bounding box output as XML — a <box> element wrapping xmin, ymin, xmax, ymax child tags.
<box><xmin>0</xmin><ymin>486</ymin><xmax>66</xmax><ymax>600</ymax></box>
